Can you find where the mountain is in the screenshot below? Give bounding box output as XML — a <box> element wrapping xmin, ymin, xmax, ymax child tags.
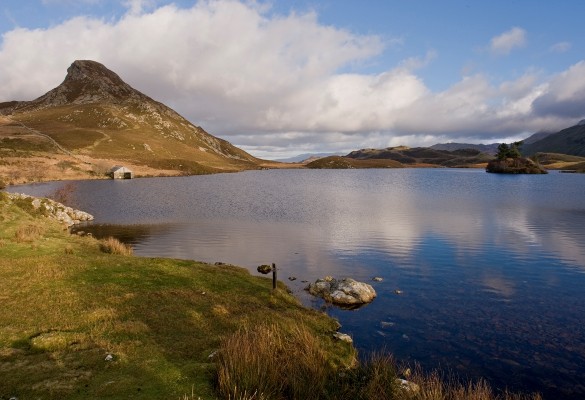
<box><xmin>0</xmin><ymin>60</ymin><xmax>260</xmax><ymax>182</ymax></box>
<box><xmin>429</xmin><ymin>142</ymin><xmax>500</xmax><ymax>155</ymax></box>
<box><xmin>522</xmin><ymin>131</ymin><xmax>554</xmax><ymax>145</ymax></box>
<box><xmin>522</xmin><ymin>121</ymin><xmax>585</xmax><ymax>157</ymax></box>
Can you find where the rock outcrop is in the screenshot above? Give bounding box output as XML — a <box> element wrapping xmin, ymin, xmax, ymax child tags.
<box><xmin>6</xmin><ymin>193</ymin><xmax>93</xmax><ymax>227</ymax></box>
<box><xmin>306</xmin><ymin>276</ymin><xmax>376</xmax><ymax>306</ymax></box>
<box><xmin>486</xmin><ymin>158</ymin><xmax>547</xmax><ymax>174</ymax></box>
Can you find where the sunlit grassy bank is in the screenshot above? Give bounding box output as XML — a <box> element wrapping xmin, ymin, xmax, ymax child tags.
<box><xmin>0</xmin><ymin>192</ymin><xmax>351</xmax><ymax>399</ymax></box>
<box><xmin>0</xmin><ymin>192</ymin><xmax>541</xmax><ymax>399</ymax></box>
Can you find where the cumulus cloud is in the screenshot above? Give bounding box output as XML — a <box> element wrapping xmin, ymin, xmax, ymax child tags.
<box><xmin>532</xmin><ymin>61</ymin><xmax>585</xmax><ymax>119</ymax></box>
<box><xmin>0</xmin><ymin>1</ymin><xmax>583</xmax><ymax>157</ymax></box>
<box><xmin>490</xmin><ymin>27</ymin><xmax>526</xmax><ymax>55</ymax></box>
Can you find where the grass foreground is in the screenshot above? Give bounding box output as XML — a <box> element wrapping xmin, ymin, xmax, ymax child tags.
<box><xmin>0</xmin><ymin>192</ymin><xmax>542</xmax><ymax>400</ymax></box>
<box><xmin>0</xmin><ymin>192</ymin><xmax>352</xmax><ymax>399</ymax></box>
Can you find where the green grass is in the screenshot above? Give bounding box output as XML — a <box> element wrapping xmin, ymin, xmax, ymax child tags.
<box><xmin>0</xmin><ymin>193</ymin><xmax>348</xmax><ymax>399</ymax></box>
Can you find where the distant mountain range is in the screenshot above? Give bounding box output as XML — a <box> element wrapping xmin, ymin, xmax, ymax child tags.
<box><xmin>0</xmin><ymin>60</ymin><xmax>261</xmax><ymax>180</ymax></box>
<box><xmin>522</xmin><ymin>120</ymin><xmax>585</xmax><ymax>157</ymax></box>
<box><xmin>417</xmin><ymin>120</ymin><xmax>584</xmax><ymax>159</ymax></box>
<box><xmin>306</xmin><ymin>119</ymin><xmax>585</xmax><ymax>170</ymax></box>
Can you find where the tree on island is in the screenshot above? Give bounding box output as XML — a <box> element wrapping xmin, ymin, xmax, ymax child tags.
<box><xmin>487</xmin><ymin>140</ymin><xmax>547</xmax><ymax>174</ymax></box>
<box><xmin>496</xmin><ymin>141</ymin><xmax>523</xmax><ymax>160</ymax></box>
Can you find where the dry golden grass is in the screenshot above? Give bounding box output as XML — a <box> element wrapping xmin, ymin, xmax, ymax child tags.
<box><xmin>216</xmin><ymin>323</ymin><xmax>339</xmax><ymax>400</ymax></box>
<box><xmin>14</xmin><ymin>224</ymin><xmax>44</xmax><ymax>243</ymax></box>
<box><xmin>216</xmin><ymin>324</ymin><xmax>543</xmax><ymax>400</ymax></box>
<box><xmin>99</xmin><ymin>236</ymin><xmax>133</xmax><ymax>255</ymax></box>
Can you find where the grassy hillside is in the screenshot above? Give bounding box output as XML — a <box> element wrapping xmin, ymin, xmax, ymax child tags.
<box><xmin>0</xmin><ymin>60</ymin><xmax>264</xmax><ymax>184</ymax></box>
<box><xmin>305</xmin><ymin>156</ymin><xmax>404</xmax><ymax>169</ymax></box>
<box><xmin>532</xmin><ymin>152</ymin><xmax>585</xmax><ymax>172</ymax></box>
<box><xmin>306</xmin><ymin>147</ymin><xmax>492</xmax><ymax>169</ymax></box>
<box><xmin>0</xmin><ymin>192</ymin><xmax>351</xmax><ymax>399</ymax></box>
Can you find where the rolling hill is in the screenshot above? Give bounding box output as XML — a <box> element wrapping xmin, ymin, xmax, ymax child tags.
<box><xmin>0</xmin><ymin>60</ymin><xmax>262</xmax><ymax>184</ymax></box>
<box><xmin>345</xmin><ymin>146</ymin><xmax>492</xmax><ymax>167</ymax></box>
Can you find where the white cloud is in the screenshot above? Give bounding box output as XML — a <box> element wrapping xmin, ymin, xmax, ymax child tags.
<box><xmin>490</xmin><ymin>27</ymin><xmax>526</xmax><ymax>55</ymax></box>
<box><xmin>0</xmin><ymin>2</ymin><xmax>583</xmax><ymax>158</ymax></box>
<box><xmin>123</xmin><ymin>0</ymin><xmax>158</xmax><ymax>15</ymax></box>
<box><xmin>549</xmin><ymin>41</ymin><xmax>571</xmax><ymax>53</ymax></box>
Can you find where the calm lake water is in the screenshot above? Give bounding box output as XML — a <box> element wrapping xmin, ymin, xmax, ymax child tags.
<box><xmin>8</xmin><ymin>169</ymin><xmax>585</xmax><ymax>399</ymax></box>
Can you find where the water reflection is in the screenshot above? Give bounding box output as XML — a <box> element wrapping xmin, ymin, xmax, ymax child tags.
<box><xmin>6</xmin><ymin>169</ymin><xmax>585</xmax><ymax>399</ymax></box>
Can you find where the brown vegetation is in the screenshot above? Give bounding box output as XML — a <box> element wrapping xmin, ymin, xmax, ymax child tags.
<box><xmin>14</xmin><ymin>224</ymin><xmax>44</xmax><ymax>243</ymax></box>
<box><xmin>98</xmin><ymin>236</ymin><xmax>133</xmax><ymax>255</ymax></box>
<box><xmin>486</xmin><ymin>158</ymin><xmax>547</xmax><ymax>174</ymax></box>
<box><xmin>216</xmin><ymin>324</ymin><xmax>542</xmax><ymax>400</ymax></box>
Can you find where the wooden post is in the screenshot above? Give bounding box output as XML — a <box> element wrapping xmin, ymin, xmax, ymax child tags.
<box><xmin>272</xmin><ymin>263</ymin><xmax>277</xmax><ymax>290</ymax></box>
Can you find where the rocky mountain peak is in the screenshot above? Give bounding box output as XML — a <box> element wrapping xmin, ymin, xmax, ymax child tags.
<box><xmin>56</xmin><ymin>59</ymin><xmax>139</xmax><ymax>104</ymax></box>
<box><xmin>65</xmin><ymin>60</ymin><xmax>127</xmax><ymax>88</ymax></box>
<box><xmin>16</xmin><ymin>60</ymin><xmax>146</xmax><ymax>111</ymax></box>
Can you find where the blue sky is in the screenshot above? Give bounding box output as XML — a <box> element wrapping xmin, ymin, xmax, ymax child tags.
<box><xmin>1</xmin><ymin>0</ymin><xmax>585</xmax><ymax>158</ymax></box>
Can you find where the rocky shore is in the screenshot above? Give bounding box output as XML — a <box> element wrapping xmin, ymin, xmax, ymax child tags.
<box><xmin>5</xmin><ymin>192</ymin><xmax>93</xmax><ymax>227</ymax></box>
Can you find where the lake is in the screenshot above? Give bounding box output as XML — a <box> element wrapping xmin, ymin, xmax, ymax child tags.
<box><xmin>8</xmin><ymin>168</ymin><xmax>585</xmax><ymax>399</ymax></box>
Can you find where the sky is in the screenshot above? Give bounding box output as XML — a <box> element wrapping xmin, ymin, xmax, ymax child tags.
<box><xmin>1</xmin><ymin>0</ymin><xmax>585</xmax><ymax>159</ymax></box>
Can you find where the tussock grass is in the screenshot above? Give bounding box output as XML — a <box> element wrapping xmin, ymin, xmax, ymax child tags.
<box><xmin>14</xmin><ymin>223</ymin><xmax>44</xmax><ymax>243</ymax></box>
<box><xmin>216</xmin><ymin>326</ymin><xmax>542</xmax><ymax>400</ymax></box>
<box><xmin>216</xmin><ymin>323</ymin><xmax>339</xmax><ymax>400</ymax></box>
<box><xmin>99</xmin><ymin>236</ymin><xmax>133</xmax><ymax>255</ymax></box>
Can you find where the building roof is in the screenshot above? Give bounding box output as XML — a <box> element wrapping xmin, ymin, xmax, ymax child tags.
<box><xmin>110</xmin><ymin>166</ymin><xmax>132</xmax><ymax>172</ymax></box>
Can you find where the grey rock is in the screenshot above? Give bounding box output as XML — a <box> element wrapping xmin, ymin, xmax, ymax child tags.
<box><xmin>395</xmin><ymin>378</ymin><xmax>420</xmax><ymax>393</ymax></box>
<box><xmin>307</xmin><ymin>277</ymin><xmax>376</xmax><ymax>306</ymax></box>
<box><xmin>333</xmin><ymin>332</ymin><xmax>353</xmax><ymax>343</ymax></box>
<box><xmin>6</xmin><ymin>193</ymin><xmax>93</xmax><ymax>227</ymax></box>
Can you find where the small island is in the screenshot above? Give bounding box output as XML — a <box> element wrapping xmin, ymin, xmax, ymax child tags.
<box><xmin>486</xmin><ymin>141</ymin><xmax>548</xmax><ymax>174</ymax></box>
